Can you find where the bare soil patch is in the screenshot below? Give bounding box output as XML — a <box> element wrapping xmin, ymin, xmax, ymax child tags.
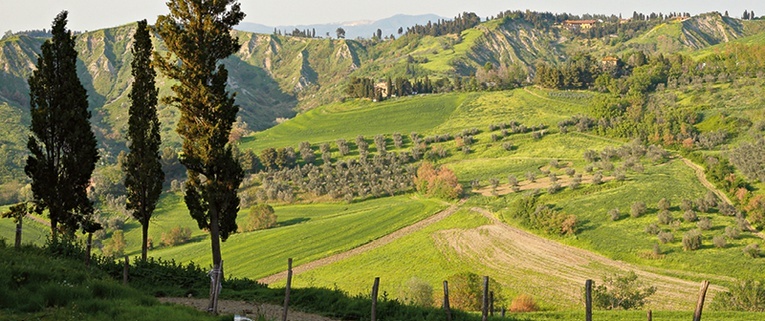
<box><xmin>432</xmin><ymin>207</ymin><xmax>727</xmax><ymax>310</ymax></box>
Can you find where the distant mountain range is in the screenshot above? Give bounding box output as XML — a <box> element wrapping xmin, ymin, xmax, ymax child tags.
<box><xmin>236</xmin><ymin>14</ymin><xmax>445</xmax><ymax>39</ymax></box>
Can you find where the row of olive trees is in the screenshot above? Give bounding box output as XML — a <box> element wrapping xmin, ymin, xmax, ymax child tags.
<box><xmin>243</xmin><ymin>152</ymin><xmax>417</xmax><ymax>205</ymax></box>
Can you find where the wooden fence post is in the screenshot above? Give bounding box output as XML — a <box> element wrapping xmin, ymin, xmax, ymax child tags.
<box><xmin>371</xmin><ymin>277</ymin><xmax>380</xmax><ymax>321</ymax></box>
<box><xmin>443</xmin><ymin>281</ymin><xmax>452</xmax><ymax>321</ymax></box>
<box><xmin>282</xmin><ymin>258</ymin><xmax>293</xmax><ymax>321</ymax></box>
<box><xmin>14</xmin><ymin>218</ymin><xmax>22</xmax><ymax>249</ymax></box>
<box><xmin>482</xmin><ymin>276</ymin><xmax>489</xmax><ymax>321</ymax></box>
<box><xmin>123</xmin><ymin>256</ymin><xmax>129</xmax><ymax>285</ymax></box>
<box><xmin>647</xmin><ymin>309</ymin><xmax>652</xmax><ymax>321</ymax></box>
<box><xmin>585</xmin><ymin>279</ymin><xmax>593</xmax><ymax>321</ymax></box>
<box><xmin>490</xmin><ymin>291</ymin><xmax>494</xmax><ymax>316</ymax></box>
<box><xmin>693</xmin><ymin>280</ymin><xmax>710</xmax><ymax>321</ymax></box>
<box><xmin>501</xmin><ymin>307</ymin><xmax>506</xmax><ymax>318</ymax></box>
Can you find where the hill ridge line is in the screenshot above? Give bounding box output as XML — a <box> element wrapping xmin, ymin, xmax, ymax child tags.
<box><xmin>258</xmin><ymin>199</ymin><xmax>465</xmax><ymax>284</ymax></box>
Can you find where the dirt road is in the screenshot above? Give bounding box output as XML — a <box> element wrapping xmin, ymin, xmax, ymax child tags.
<box><xmin>159</xmin><ymin>297</ymin><xmax>335</xmax><ymax>321</ymax></box>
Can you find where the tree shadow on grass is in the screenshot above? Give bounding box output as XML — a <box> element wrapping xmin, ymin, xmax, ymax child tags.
<box><xmin>278</xmin><ymin>217</ymin><xmax>310</xmax><ymax>227</ymax></box>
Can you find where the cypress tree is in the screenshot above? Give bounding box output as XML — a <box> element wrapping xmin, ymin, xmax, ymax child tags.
<box><xmin>124</xmin><ymin>20</ymin><xmax>164</xmax><ymax>261</ymax></box>
<box><xmin>155</xmin><ymin>0</ymin><xmax>245</xmax><ymax>270</ymax></box>
<box><xmin>25</xmin><ymin>11</ymin><xmax>99</xmax><ymax>238</ymax></box>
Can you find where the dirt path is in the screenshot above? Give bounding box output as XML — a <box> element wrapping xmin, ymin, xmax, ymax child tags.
<box><xmin>258</xmin><ymin>200</ymin><xmax>465</xmax><ymax>284</ymax></box>
<box><xmin>431</xmin><ymin>207</ymin><xmax>729</xmax><ymax>310</ymax></box>
<box><xmin>679</xmin><ymin>157</ymin><xmax>765</xmax><ymax>239</ymax></box>
<box><xmin>25</xmin><ymin>214</ymin><xmax>50</xmax><ymax>227</ymax></box>
<box><xmin>158</xmin><ymin>297</ymin><xmax>336</xmax><ymax>321</ymax></box>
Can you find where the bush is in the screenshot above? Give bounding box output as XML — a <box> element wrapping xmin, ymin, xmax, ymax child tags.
<box><xmin>725</xmin><ymin>226</ymin><xmax>741</xmax><ymax>239</ymax></box>
<box><xmin>414</xmin><ymin>162</ymin><xmax>463</xmax><ymax>200</ymax></box>
<box><xmin>242</xmin><ymin>204</ymin><xmax>277</xmax><ymax>232</ymax></box>
<box><xmin>608</xmin><ymin>208</ymin><xmax>620</xmax><ymax>221</ymax></box>
<box><xmin>509</xmin><ymin>294</ymin><xmax>539</xmax><ymax>312</ymax></box>
<box><xmin>592</xmin><ymin>271</ymin><xmax>656</xmax><ymax>310</ymax></box>
<box><xmin>400</xmin><ymin>277</ymin><xmax>433</xmax><ymax>307</ymax></box>
<box><xmin>591</xmin><ymin>172</ymin><xmax>603</xmax><ymax>184</ymax></box>
<box><xmin>683</xmin><ymin>210</ymin><xmax>698</xmax><ymax>222</ymax></box>
<box><xmin>102</xmin><ymin>230</ymin><xmax>126</xmax><ymax>257</ymax></box>
<box><xmin>682</xmin><ymin>229</ymin><xmax>702</xmax><ymax>251</ymax></box>
<box><xmin>448</xmin><ymin>273</ymin><xmax>502</xmax><ymax>311</ymax></box>
<box><xmin>631</xmin><ymin>201</ymin><xmax>647</xmax><ymax>218</ymax></box>
<box><xmin>744</xmin><ymin>243</ymin><xmax>760</xmax><ymax>258</ymax></box>
<box><xmin>680</xmin><ymin>199</ymin><xmax>694</xmax><ymax>212</ymax></box>
<box><xmin>657</xmin><ymin>231</ymin><xmax>674</xmax><ymax>244</ymax></box>
<box><xmin>697</xmin><ymin>217</ymin><xmax>712</xmax><ymax>230</ymax></box>
<box><xmin>658</xmin><ymin>210</ymin><xmax>673</xmax><ymax>225</ymax></box>
<box><xmin>161</xmin><ymin>226</ymin><xmax>192</xmax><ymax>247</ymax></box>
<box><xmin>712</xmin><ymin>279</ymin><xmax>765</xmax><ymax>312</ymax></box>
<box><xmin>713</xmin><ymin>235</ymin><xmax>727</xmax><ymax>248</ymax></box>
<box><xmin>645</xmin><ymin>223</ymin><xmax>660</xmax><ymax>235</ymax></box>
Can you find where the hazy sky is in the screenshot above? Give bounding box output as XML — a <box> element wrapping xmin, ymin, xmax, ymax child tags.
<box><xmin>1</xmin><ymin>0</ymin><xmax>763</xmax><ymax>33</ymax></box>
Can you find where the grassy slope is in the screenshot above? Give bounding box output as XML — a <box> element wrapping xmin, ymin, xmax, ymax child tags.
<box><xmin>146</xmin><ymin>196</ymin><xmax>447</xmax><ymax>279</ymax></box>
<box><xmin>0</xmin><ymin>244</ymin><xmax>224</xmax><ymax>321</ymax></box>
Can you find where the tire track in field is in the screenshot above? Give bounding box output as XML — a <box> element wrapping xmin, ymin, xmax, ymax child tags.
<box><xmin>432</xmin><ymin>207</ymin><xmax>728</xmax><ymax>310</ymax></box>
<box><xmin>258</xmin><ymin>200</ymin><xmax>465</xmax><ymax>284</ymax></box>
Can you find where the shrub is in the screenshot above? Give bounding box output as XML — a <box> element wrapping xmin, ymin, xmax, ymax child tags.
<box><xmin>448</xmin><ymin>273</ymin><xmax>502</xmax><ymax>311</ymax></box>
<box><xmin>525</xmin><ymin>171</ymin><xmax>536</xmax><ymax>182</ymax></box>
<box><xmin>608</xmin><ymin>208</ymin><xmax>620</xmax><ymax>221</ymax></box>
<box><xmin>547</xmin><ymin>183</ymin><xmax>561</xmax><ymax>194</ymax></box>
<box><xmin>565</xmin><ymin>167</ymin><xmax>576</xmax><ymax>177</ymax></box>
<box><xmin>713</xmin><ymin>235</ymin><xmax>727</xmax><ymax>248</ymax></box>
<box><xmin>683</xmin><ymin>210</ymin><xmax>698</xmax><ymax>222</ymax></box>
<box><xmin>725</xmin><ymin>226</ymin><xmax>741</xmax><ymax>239</ymax></box>
<box><xmin>712</xmin><ymin>279</ymin><xmax>765</xmax><ymax>312</ymax></box>
<box><xmin>400</xmin><ymin>277</ymin><xmax>433</xmax><ymax>307</ymax></box>
<box><xmin>414</xmin><ymin>162</ymin><xmax>463</xmax><ymax>200</ymax></box>
<box><xmin>631</xmin><ymin>201</ymin><xmax>647</xmax><ymax>218</ymax></box>
<box><xmin>592</xmin><ymin>172</ymin><xmax>603</xmax><ymax>184</ymax></box>
<box><xmin>744</xmin><ymin>243</ymin><xmax>760</xmax><ymax>258</ymax></box>
<box><xmin>657</xmin><ymin>231</ymin><xmax>674</xmax><ymax>244</ymax></box>
<box><xmin>592</xmin><ymin>271</ymin><xmax>656</xmax><ymax>310</ymax></box>
<box><xmin>658</xmin><ymin>210</ymin><xmax>673</xmax><ymax>225</ymax></box>
<box><xmin>697</xmin><ymin>217</ymin><xmax>712</xmax><ymax>230</ymax></box>
<box><xmin>509</xmin><ymin>294</ymin><xmax>539</xmax><ymax>312</ymax></box>
<box><xmin>242</xmin><ymin>204</ymin><xmax>277</xmax><ymax>232</ymax></box>
<box><xmin>102</xmin><ymin>230</ymin><xmax>126</xmax><ymax>257</ymax></box>
<box><xmin>161</xmin><ymin>226</ymin><xmax>192</xmax><ymax>247</ymax></box>
<box><xmin>680</xmin><ymin>199</ymin><xmax>694</xmax><ymax>212</ymax></box>
<box><xmin>645</xmin><ymin>223</ymin><xmax>661</xmax><ymax>235</ymax></box>
<box><xmin>682</xmin><ymin>229</ymin><xmax>702</xmax><ymax>251</ymax></box>
<box><xmin>508</xmin><ymin>175</ymin><xmax>518</xmax><ymax>187</ymax></box>
<box><xmin>502</xmin><ymin>142</ymin><xmax>514</xmax><ymax>151</ymax></box>
<box><xmin>571</xmin><ymin>174</ymin><xmax>582</xmax><ymax>189</ymax></box>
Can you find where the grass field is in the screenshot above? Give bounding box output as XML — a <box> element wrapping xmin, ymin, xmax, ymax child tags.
<box><xmin>147</xmin><ymin>196</ymin><xmax>448</xmax><ymax>279</ymax></box>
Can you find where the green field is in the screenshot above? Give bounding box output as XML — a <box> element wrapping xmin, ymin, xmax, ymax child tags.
<box><xmin>148</xmin><ymin>195</ymin><xmax>447</xmax><ymax>279</ymax></box>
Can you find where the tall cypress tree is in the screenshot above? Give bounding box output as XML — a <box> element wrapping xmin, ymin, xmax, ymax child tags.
<box><xmin>155</xmin><ymin>1</ymin><xmax>245</xmax><ymax>269</ymax></box>
<box><xmin>124</xmin><ymin>20</ymin><xmax>164</xmax><ymax>261</ymax></box>
<box><xmin>25</xmin><ymin>11</ymin><xmax>99</xmax><ymax>238</ymax></box>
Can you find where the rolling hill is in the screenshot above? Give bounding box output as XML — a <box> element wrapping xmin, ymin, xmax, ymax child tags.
<box><xmin>2</xmin><ymin>10</ymin><xmax>765</xmax><ymax>317</ymax></box>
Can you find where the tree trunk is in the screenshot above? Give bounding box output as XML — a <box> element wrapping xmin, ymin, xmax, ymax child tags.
<box><xmin>209</xmin><ymin>205</ymin><xmax>222</xmax><ymax>267</ymax></box>
<box><xmin>141</xmin><ymin>217</ymin><xmax>149</xmax><ymax>261</ymax></box>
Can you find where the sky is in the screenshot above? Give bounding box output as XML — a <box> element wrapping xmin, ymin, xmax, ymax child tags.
<box><xmin>1</xmin><ymin>0</ymin><xmax>764</xmax><ymax>33</ymax></box>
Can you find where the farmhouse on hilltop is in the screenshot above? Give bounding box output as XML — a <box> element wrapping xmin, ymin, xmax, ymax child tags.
<box><xmin>562</xmin><ymin>20</ymin><xmax>598</xmax><ymax>30</ymax></box>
